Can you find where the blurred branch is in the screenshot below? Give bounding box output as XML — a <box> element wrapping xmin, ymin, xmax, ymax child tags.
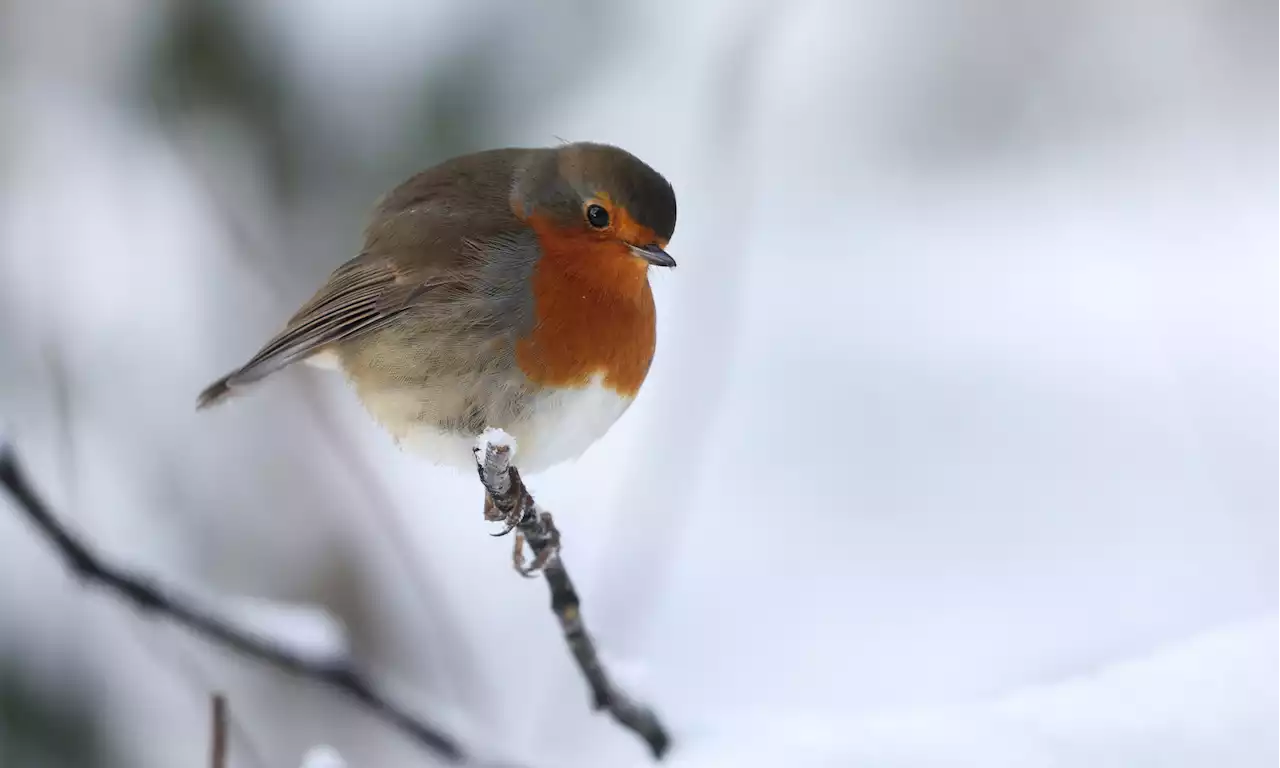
<box><xmin>0</xmin><ymin>444</ymin><xmax>467</xmax><ymax>764</ymax></box>
<box><xmin>127</xmin><ymin>619</ymin><xmax>268</xmax><ymax>768</ymax></box>
<box><xmin>475</xmin><ymin>434</ymin><xmax>671</xmax><ymax>760</ymax></box>
<box><xmin>210</xmin><ymin>694</ymin><xmax>228</xmax><ymax>768</ymax></box>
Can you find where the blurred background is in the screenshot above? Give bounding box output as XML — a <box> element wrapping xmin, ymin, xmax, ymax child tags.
<box><xmin>0</xmin><ymin>1</ymin><xmax>1275</xmax><ymax>766</ymax></box>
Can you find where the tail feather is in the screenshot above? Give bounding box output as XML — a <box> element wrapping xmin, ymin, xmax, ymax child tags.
<box><xmin>196</xmin><ymin>374</ymin><xmax>237</xmax><ymax>410</ymax></box>
<box><xmin>197</xmin><ymin>349</ymin><xmax>339</xmax><ymax>410</ymax></box>
<box><xmin>197</xmin><ymin>363</ymin><xmax>270</xmax><ymax>409</ymax></box>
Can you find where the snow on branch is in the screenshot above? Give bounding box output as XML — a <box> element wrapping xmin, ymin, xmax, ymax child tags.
<box><xmin>0</xmin><ymin>443</ymin><xmax>467</xmax><ymax>764</ymax></box>
<box><xmin>473</xmin><ymin>429</ymin><xmax>672</xmax><ymax>760</ymax></box>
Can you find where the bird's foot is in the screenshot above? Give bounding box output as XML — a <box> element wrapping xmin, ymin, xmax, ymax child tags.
<box><xmin>480</xmin><ymin>473</ymin><xmax>557</xmax><ymax>576</ymax></box>
<box><xmin>511</xmin><ymin>511</ymin><xmax>561</xmax><ymax>578</ymax></box>
<box><xmin>483</xmin><ymin>489</ymin><xmax>526</xmax><ymax>536</ymax></box>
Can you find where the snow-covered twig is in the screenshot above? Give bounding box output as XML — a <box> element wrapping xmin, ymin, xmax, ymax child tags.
<box><xmin>474</xmin><ymin>430</ymin><xmax>672</xmax><ymax>760</ymax></box>
<box><xmin>0</xmin><ymin>443</ymin><xmax>466</xmax><ymax>764</ymax></box>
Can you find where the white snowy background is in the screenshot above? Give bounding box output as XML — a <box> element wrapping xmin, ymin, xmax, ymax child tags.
<box><xmin>0</xmin><ymin>1</ymin><xmax>1275</xmax><ymax>767</ymax></box>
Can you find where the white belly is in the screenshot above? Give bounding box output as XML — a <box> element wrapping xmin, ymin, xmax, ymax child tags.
<box><xmin>395</xmin><ymin>373</ymin><xmax>635</xmax><ymax>474</ymax></box>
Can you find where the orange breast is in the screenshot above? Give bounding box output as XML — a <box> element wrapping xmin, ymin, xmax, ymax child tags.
<box><xmin>516</xmin><ymin>216</ymin><xmax>657</xmax><ymax>397</ymax></box>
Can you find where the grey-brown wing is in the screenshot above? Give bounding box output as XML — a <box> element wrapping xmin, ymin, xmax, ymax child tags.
<box><xmin>197</xmin><ymin>257</ymin><xmax>428</xmax><ymax>408</ymax></box>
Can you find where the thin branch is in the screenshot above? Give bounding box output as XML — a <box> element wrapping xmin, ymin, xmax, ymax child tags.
<box><xmin>0</xmin><ymin>443</ymin><xmax>466</xmax><ymax>764</ymax></box>
<box><xmin>211</xmin><ymin>693</ymin><xmax>229</xmax><ymax>768</ymax></box>
<box><xmin>130</xmin><ymin>619</ymin><xmax>269</xmax><ymax>768</ymax></box>
<box><xmin>475</xmin><ymin>435</ymin><xmax>671</xmax><ymax>760</ymax></box>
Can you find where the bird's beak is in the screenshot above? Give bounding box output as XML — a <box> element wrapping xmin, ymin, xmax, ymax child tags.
<box><xmin>629</xmin><ymin>243</ymin><xmax>677</xmax><ymax>268</ymax></box>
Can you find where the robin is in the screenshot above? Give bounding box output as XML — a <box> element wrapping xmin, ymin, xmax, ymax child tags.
<box><xmin>197</xmin><ymin>142</ymin><xmax>677</xmax><ymax>558</ymax></box>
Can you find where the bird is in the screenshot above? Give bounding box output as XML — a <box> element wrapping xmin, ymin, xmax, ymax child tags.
<box><xmin>197</xmin><ymin>141</ymin><xmax>677</xmax><ymax>502</ymax></box>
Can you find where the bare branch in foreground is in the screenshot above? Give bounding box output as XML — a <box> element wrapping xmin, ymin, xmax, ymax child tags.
<box><xmin>475</xmin><ymin>431</ymin><xmax>672</xmax><ymax>760</ymax></box>
<box><xmin>0</xmin><ymin>444</ymin><xmax>466</xmax><ymax>764</ymax></box>
<box><xmin>211</xmin><ymin>693</ymin><xmax>229</xmax><ymax>768</ymax></box>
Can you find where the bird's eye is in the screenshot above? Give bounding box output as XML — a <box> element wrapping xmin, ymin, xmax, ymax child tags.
<box><xmin>586</xmin><ymin>204</ymin><xmax>610</xmax><ymax>229</ymax></box>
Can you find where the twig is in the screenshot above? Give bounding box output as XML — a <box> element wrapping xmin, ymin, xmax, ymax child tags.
<box><xmin>132</xmin><ymin>620</ymin><xmax>269</xmax><ymax>768</ymax></box>
<box><xmin>0</xmin><ymin>443</ymin><xmax>466</xmax><ymax>764</ymax></box>
<box><xmin>211</xmin><ymin>693</ymin><xmax>229</xmax><ymax>768</ymax></box>
<box><xmin>474</xmin><ymin>434</ymin><xmax>671</xmax><ymax>760</ymax></box>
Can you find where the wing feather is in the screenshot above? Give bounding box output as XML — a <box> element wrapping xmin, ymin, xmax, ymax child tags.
<box><xmin>197</xmin><ymin>259</ymin><xmax>425</xmax><ymax>408</ymax></box>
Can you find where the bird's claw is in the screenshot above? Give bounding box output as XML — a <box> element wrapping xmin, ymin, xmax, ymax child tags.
<box><xmin>511</xmin><ymin>512</ymin><xmax>561</xmax><ymax>578</ymax></box>
<box><xmin>482</xmin><ymin>486</ymin><xmax>558</xmax><ymax>576</ymax></box>
<box><xmin>483</xmin><ymin>492</ymin><xmax>523</xmax><ymax>536</ymax></box>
